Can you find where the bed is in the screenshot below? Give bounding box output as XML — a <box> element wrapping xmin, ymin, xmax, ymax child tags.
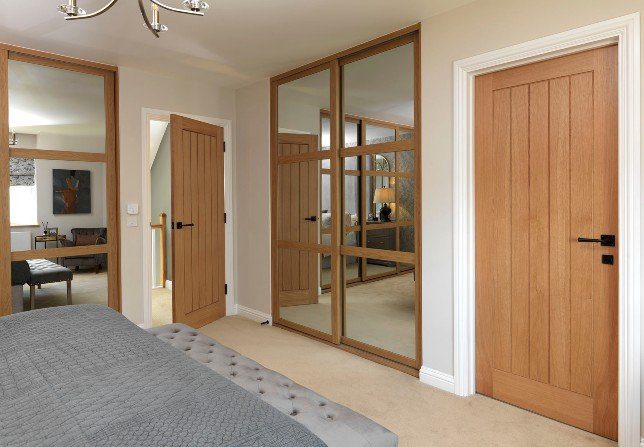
<box><xmin>0</xmin><ymin>305</ymin><xmax>397</xmax><ymax>447</ymax></box>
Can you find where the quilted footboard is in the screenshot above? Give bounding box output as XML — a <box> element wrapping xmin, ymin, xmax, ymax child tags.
<box><xmin>148</xmin><ymin>324</ymin><xmax>398</xmax><ymax>447</ymax></box>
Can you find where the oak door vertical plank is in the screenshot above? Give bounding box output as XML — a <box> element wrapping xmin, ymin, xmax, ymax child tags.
<box><xmin>529</xmin><ymin>81</ymin><xmax>550</xmax><ymax>384</ymax></box>
<box><xmin>592</xmin><ymin>45</ymin><xmax>619</xmax><ymax>440</ymax></box>
<box><xmin>197</xmin><ymin>133</ymin><xmax>206</xmax><ymax>309</ymax></box>
<box><xmin>217</xmin><ymin>128</ymin><xmax>226</xmax><ymax>315</ymax></box>
<box><xmin>0</xmin><ymin>50</ymin><xmax>10</xmax><ymax>316</ymax></box>
<box><xmin>183</xmin><ymin>130</ymin><xmax>194</xmax><ymax>314</ymax></box>
<box><xmin>190</xmin><ymin>132</ymin><xmax>200</xmax><ymax>312</ymax></box>
<box><xmin>510</xmin><ymin>85</ymin><xmax>530</xmax><ymax>378</ymax></box>
<box><xmin>549</xmin><ymin>76</ymin><xmax>571</xmax><ymax>390</ymax></box>
<box><xmin>569</xmin><ymin>72</ymin><xmax>594</xmax><ymax>397</ymax></box>
<box><xmin>204</xmin><ymin>135</ymin><xmax>214</xmax><ymax>306</ymax></box>
<box><xmin>170</xmin><ymin>116</ymin><xmax>184</xmax><ymax>322</ymax></box>
<box><xmin>492</xmin><ymin>87</ymin><xmax>513</xmax><ymax>374</ymax></box>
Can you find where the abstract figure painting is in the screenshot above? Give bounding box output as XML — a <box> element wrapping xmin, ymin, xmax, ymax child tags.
<box><xmin>53</xmin><ymin>169</ymin><xmax>91</xmax><ymax>214</ymax></box>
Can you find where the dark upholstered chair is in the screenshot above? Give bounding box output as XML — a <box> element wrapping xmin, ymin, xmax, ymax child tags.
<box><xmin>61</xmin><ymin>228</ymin><xmax>107</xmax><ymax>273</ymax></box>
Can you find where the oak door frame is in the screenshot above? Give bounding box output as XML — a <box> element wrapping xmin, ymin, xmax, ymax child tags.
<box><xmin>140</xmin><ymin>108</ymin><xmax>234</xmax><ymax>329</ymax></box>
<box><xmin>0</xmin><ymin>44</ymin><xmax>121</xmax><ymax>315</ymax></box>
<box><xmin>452</xmin><ymin>13</ymin><xmax>640</xmax><ymax>446</ymax></box>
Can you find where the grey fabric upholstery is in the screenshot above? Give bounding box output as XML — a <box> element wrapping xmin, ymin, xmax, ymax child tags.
<box><xmin>62</xmin><ymin>227</ymin><xmax>107</xmax><ymax>271</ymax></box>
<box><xmin>149</xmin><ymin>323</ymin><xmax>398</xmax><ymax>447</ymax></box>
<box><xmin>0</xmin><ymin>305</ymin><xmax>326</xmax><ymax>447</ymax></box>
<box><xmin>26</xmin><ymin>259</ymin><xmax>73</xmax><ymax>286</ymax></box>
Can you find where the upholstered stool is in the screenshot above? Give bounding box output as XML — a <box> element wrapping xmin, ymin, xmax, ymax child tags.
<box><xmin>26</xmin><ymin>259</ymin><xmax>74</xmax><ymax>310</ymax></box>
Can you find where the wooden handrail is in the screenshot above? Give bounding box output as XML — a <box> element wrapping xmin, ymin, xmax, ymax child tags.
<box><xmin>150</xmin><ymin>213</ymin><xmax>167</xmax><ymax>287</ymax></box>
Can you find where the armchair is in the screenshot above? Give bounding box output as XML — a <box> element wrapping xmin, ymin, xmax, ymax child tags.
<box><xmin>61</xmin><ymin>228</ymin><xmax>107</xmax><ymax>273</ymax></box>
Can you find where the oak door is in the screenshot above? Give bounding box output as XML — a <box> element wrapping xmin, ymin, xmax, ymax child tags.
<box><xmin>277</xmin><ymin>133</ymin><xmax>320</xmax><ymax>307</ymax></box>
<box><xmin>170</xmin><ymin>115</ymin><xmax>225</xmax><ymax>327</ymax></box>
<box><xmin>475</xmin><ymin>46</ymin><xmax>618</xmax><ymax>439</ymax></box>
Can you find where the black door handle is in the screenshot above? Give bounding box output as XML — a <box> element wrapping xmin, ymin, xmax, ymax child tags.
<box><xmin>175</xmin><ymin>222</ymin><xmax>195</xmax><ymax>229</ymax></box>
<box><xmin>303</xmin><ymin>216</ymin><xmax>317</xmax><ymax>222</ymax></box>
<box><xmin>577</xmin><ymin>234</ymin><xmax>615</xmax><ymax>247</ymax></box>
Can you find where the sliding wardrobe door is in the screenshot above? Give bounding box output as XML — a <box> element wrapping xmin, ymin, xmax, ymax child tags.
<box><xmin>340</xmin><ymin>37</ymin><xmax>421</xmax><ymax>367</ymax></box>
<box><xmin>0</xmin><ymin>49</ymin><xmax>119</xmax><ymax>316</ymax></box>
<box><xmin>272</xmin><ymin>66</ymin><xmax>338</xmax><ymax>342</ymax></box>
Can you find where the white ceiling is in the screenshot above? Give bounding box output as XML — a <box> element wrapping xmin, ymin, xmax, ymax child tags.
<box><xmin>0</xmin><ymin>0</ymin><xmax>474</xmax><ymax>88</ymax></box>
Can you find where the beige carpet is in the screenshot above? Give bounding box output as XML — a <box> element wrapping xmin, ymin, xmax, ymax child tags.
<box><xmin>280</xmin><ymin>272</ymin><xmax>415</xmax><ymax>358</ymax></box>
<box><xmin>199</xmin><ymin>316</ymin><xmax>615</xmax><ymax>447</ymax></box>
<box><xmin>152</xmin><ymin>287</ymin><xmax>173</xmax><ymax>327</ymax></box>
<box><xmin>20</xmin><ymin>271</ymin><xmax>108</xmax><ymax>310</ymax></box>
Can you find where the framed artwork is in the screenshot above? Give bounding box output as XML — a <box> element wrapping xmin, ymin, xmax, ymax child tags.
<box><xmin>53</xmin><ymin>169</ymin><xmax>91</xmax><ymax>214</ymax></box>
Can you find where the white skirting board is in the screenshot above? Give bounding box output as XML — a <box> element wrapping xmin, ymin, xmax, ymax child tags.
<box><xmin>234</xmin><ymin>305</ymin><xmax>272</xmax><ymax>325</ymax></box>
<box><xmin>165</xmin><ymin>280</ymin><xmax>173</xmax><ymax>291</ymax></box>
<box><xmin>419</xmin><ymin>366</ymin><xmax>455</xmax><ymax>394</ymax></box>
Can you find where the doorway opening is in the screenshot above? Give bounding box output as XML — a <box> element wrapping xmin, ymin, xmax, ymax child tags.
<box><xmin>142</xmin><ymin>110</ymin><xmax>235</xmax><ymax>329</ymax></box>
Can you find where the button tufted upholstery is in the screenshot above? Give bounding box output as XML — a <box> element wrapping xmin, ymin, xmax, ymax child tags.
<box><xmin>148</xmin><ymin>323</ymin><xmax>398</xmax><ymax>447</ymax></box>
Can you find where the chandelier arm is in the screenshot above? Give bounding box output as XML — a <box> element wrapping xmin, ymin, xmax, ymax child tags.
<box><xmin>65</xmin><ymin>0</ymin><xmax>120</xmax><ymax>20</ymax></box>
<box><xmin>149</xmin><ymin>0</ymin><xmax>204</xmax><ymax>16</ymax></box>
<box><xmin>138</xmin><ymin>0</ymin><xmax>160</xmax><ymax>38</ymax></box>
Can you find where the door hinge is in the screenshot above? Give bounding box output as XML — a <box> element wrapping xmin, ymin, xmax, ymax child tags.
<box><xmin>224</xmin><ymin>284</ymin><xmax>228</xmax><ymax>295</ymax></box>
<box><xmin>223</xmin><ymin>141</ymin><xmax>226</xmax><ymax>152</ymax></box>
<box><xmin>224</xmin><ymin>212</ymin><xmax>227</xmax><ymax>223</ymax></box>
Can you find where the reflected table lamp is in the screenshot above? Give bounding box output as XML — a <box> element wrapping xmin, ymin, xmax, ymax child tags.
<box><xmin>374</xmin><ymin>187</ymin><xmax>395</xmax><ymax>222</ymax></box>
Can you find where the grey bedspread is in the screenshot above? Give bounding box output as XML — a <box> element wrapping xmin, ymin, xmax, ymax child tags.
<box><xmin>0</xmin><ymin>305</ymin><xmax>326</xmax><ymax>447</ymax></box>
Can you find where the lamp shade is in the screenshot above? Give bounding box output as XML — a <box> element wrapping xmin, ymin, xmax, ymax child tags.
<box><xmin>373</xmin><ymin>187</ymin><xmax>395</xmax><ymax>204</ymax></box>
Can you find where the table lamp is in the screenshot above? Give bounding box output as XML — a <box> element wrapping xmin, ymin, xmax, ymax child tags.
<box><xmin>373</xmin><ymin>187</ymin><xmax>395</xmax><ymax>222</ymax></box>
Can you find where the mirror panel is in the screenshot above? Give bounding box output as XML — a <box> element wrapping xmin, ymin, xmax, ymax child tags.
<box><xmin>277</xmin><ymin>159</ymin><xmax>330</xmax><ymax>245</ymax></box>
<box><xmin>278</xmin><ymin>69</ymin><xmax>330</xmax><ymax>155</ymax></box>
<box><xmin>9</xmin><ymin>254</ymin><xmax>109</xmax><ymax>314</ymax></box>
<box><xmin>278</xmin><ymin>248</ymin><xmax>331</xmax><ymax>335</ymax></box>
<box><xmin>9</xmin><ymin>59</ymin><xmax>106</xmax><ymax>153</ymax></box>
<box><xmin>343</xmin><ymin>256</ymin><xmax>416</xmax><ymax>359</ymax></box>
<box><xmin>9</xmin><ymin>160</ymin><xmax>108</xmax><ymax>253</ymax></box>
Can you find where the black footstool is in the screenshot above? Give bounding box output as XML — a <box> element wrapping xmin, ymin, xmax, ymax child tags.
<box><xmin>26</xmin><ymin>259</ymin><xmax>74</xmax><ymax>310</ymax></box>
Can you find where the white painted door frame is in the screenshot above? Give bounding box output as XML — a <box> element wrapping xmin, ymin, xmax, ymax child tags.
<box><xmin>452</xmin><ymin>14</ymin><xmax>640</xmax><ymax>445</ymax></box>
<box><xmin>141</xmin><ymin>108</ymin><xmax>235</xmax><ymax>329</ymax></box>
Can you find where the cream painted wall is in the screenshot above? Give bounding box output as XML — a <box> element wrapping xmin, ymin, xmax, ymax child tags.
<box><xmin>118</xmin><ymin>66</ymin><xmax>235</xmax><ymax>324</ymax></box>
<box><xmin>232</xmin><ymin>0</ymin><xmax>644</xmax><ymax>433</ymax></box>
<box><xmin>233</xmin><ymin>79</ymin><xmax>271</xmax><ymax>315</ymax></box>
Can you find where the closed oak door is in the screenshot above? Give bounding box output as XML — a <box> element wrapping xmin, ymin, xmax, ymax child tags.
<box><xmin>475</xmin><ymin>46</ymin><xmax>618</xmax><ymax>439</ymax></box>
<box><xmin>171</xmin><ymin>115</ymin><xmax>225</xmax><ymax>328</ymax></box>
<box><xmin>277</xmin><ymin>133</ymin><xmax>320</xmax><ymax>307</ymax></box>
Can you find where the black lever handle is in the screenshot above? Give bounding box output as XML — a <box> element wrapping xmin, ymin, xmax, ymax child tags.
<box><xmin>577</xmin><ymin>234</ymin><xmax>615</xmax><ymax>247</ymax></box>
<box><xmin>175</xmin><ymin>222</ymin><xmax>195</xmax><ymax>230</ymax></box>
<box><xmin>303</xmin><ymin>216</ymin><xmax>317</xmax><ymax>222</ymax></box>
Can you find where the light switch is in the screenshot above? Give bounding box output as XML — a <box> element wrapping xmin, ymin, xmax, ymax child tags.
<box><xmin>127</xmin><ymin>203</ymin><xmax>139</xmax><ymax>215</ymax></box>
<box><xmin>126</xmin><ymin>215</ymin><xmax>138</xmax><ymax>227</ymax></box>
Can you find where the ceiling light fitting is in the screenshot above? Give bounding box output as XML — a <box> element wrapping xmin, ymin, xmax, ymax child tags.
<box><xmin>57</xmin><ymin>0</ymin><xmax>209</xmax><ymax>38</ymax></box>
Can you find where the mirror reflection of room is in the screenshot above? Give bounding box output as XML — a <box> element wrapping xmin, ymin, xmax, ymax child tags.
<box><xmin>8</xmin><ymin>58</ymin><xmax>109</xmax><ymax>313</ymax></box>
<box><xmin>276</xmin><ymin>41</ymin><xmax>417</xmax><ymax>360</ymax></box>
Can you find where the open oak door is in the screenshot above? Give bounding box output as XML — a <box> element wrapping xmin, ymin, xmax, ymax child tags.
<box><xmin>171</xmin><ymin>115</ymin><xmax>225</xmax><ymax>327</ymax></box>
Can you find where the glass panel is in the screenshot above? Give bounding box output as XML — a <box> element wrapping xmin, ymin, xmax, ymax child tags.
<box><xmin>400</xmin><ymin>225</ymin><xmax>415</xmax><ymax>253</ymax></box>
<box><xmin>397</xmin><ymin>150</ymin><xmax>414</xmax><ymax>174</ymax></box>
<box><xmin>9</xmin><ymin>60</ymin><xmax>106</xmax><ymax>153</ymax></box>
<box><xmin>278</xmin><ymin>248</ymin><xmax>331</xmax><ymax>335</ymax></box>
<box><xmin>397</xmin><ymin>177</ymin><xmax>415</xmax><ymax>222</ymax></box>
<box><xmin>365</xmin><ymin>124</ymin><xmax>395</xmax><ymax>145</ymax></box>
<box><xmin>320</xmin><ymin>252</ymin><xmax>331</xmax><ymax>290</ymax></box>
<box><xmin>278</xmin><ymin>69</ymin><xmax>329</xmax><ymax>154</ymax></box>
<box><xmin>344</xmin><ymin>250</ymin><xmax>361</xmax><ymax>282</ymax></box>
<box><xmin>10</xmin><ymin>160</ymin><xmax>108</xmax><ymax>252</ymax></box>
<box><xmin>366</xmin><ymin>259</ymin><xmax>397</xmax><ymax>277</ymax></box>
<box><xmin>10</xmin><ymin>254</ymin><xmax>108</xmax><ymax>314</ymax></box>
<box><xmin>344</xmin><ymin>119</ymin><xmax>359</xmax><ymax>148</ymax></box>
<box><xmin>398</xmin><ymin>129</ymin><xmax>414</xmax><ymax>141</ymax></box>
<box><xmin>343</xmin><ymin>173</ymin><xmax>360</xmax><ymax>227</ymax></box>
<box><xmin>366</xmin><ymin>152</ymin><xmax>395</xmax><ymax>172</ymax></box>
<box><xmin>277</xmin><ymin>159</ymin><xmax>330</xmax><ymax>245</ymax></box>
<box><xmin>365</xmin><ymin>226</ymin><xmax>396</xmax><ymax>251</ymax></box>
<box><xmin>321</xmin><ymin>114</ymin><xmax>330</xmax><ymax>150</ymax></box>
<box><xmin>343</xmin><ymin>43</ymin><xmax>414</xmax><ymax>143</ymax></box>
<box><xmin>365</xmin><ymin>175</ymin><xmax>395</xmax><ymax>222</ymax></box>
<box><xmin>344</xmin><ymin>256</ymin><xmax>416</xmax><ymax>358</ymax></box>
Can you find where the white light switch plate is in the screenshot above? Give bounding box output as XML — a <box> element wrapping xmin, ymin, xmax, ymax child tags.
<box><xmin>126</xmin><ymin>216</ymin><xmax>138</xmax><ymax>227</ymax></box>
<box><xmin>127</xmin><ymin>203</ymin><xmax>139</xmax><ymax>215</ymax></box>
